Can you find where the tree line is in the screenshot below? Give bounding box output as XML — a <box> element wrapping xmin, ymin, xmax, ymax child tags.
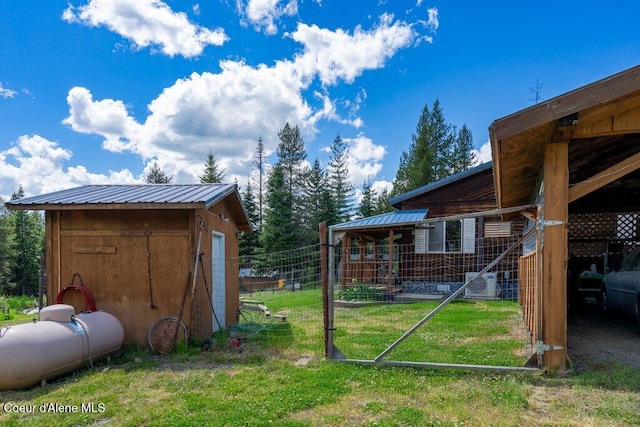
<box><xmin>1</xmin><ymin>99</ymin><xmax>475</xmax><ymax>295</ymax></box>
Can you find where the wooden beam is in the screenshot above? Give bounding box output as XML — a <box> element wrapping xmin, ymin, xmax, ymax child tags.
<box><xmin>491</xmin><ymin>65</ymin><xmax>640</xmax><ymax>142</ymax></box>
<box><xmin>568</xmin><ymin>149</ymin><xmax>640</xmax><ymax>202</ymax></box>
<box><xmin>542</xmin><ymin>142</ymin><xmax>569</xmax><ymax>370</ymax></box>
<box><xmin>387</xmin><ymin>229</ymin><xmax>394</xmax><ymax>291</ymax></box>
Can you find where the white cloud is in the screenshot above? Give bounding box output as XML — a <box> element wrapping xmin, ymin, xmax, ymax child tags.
<box><xmin>0</xmin><ymin>135</ymin><xmax>137</xmax><ymax>199</ymax></box>
<box><xmin>62</xmin><ymin>15</ymin><xmax>419</xmax><ymax>185</ymax></box>
<box><xmin>0</xmin><ymin>83</ymin><xmax>17</xmax><ymax>99</ymax></box>
<box><xmin>472</xmin><ymin>140</ymin><xmax>493</xmax><ymax>164</ymax></box>
<box><xmin>62</xmin><ymin>87</ymin><xmax>143</xmax><ymax>153</ymax></box>
<box><xmin>62</xmin><ymin>0</ymin><xmax>228</xmax><ymax>58</ymax></box>
<box><xmin>344</xmin><ymin>133</ymin><xmax>387</xmax><ymax>186</ymax></box>
<box><xmin>238</xmin><ymin>0</ymin><xmax>299</xmax><ymax>35</ymax></box>
<box><xmin>426</xmin><ymin>7</ymin><xmax>439</xmax><ymax>30</ymax></box>
<box><xmin>290</xmin><ymin>13</ymin><xmax>416</xmax><ymax>86</ymax></box>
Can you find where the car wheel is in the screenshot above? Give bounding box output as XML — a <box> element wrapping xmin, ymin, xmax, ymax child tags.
<box><xmin>600</xmin><ymin>288</ymin><xmax>609</xmax><ymax>313</ymax></box>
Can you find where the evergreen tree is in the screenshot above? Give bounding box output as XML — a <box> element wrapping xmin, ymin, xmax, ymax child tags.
<box><xmin>199</xmin><ymin>149</ymin><xmax>226</xmax><ymax>183</ymax></box>
<box><xmin>239</xmin><ymin>180</ymin><xmax>261</xmax><ymax>258</ymax></box>
<box><xmin>260</xmin><ymin>165</ymin><xmax>296</xmax><ymax>253</ymax></box>
<box><xmin>392</xmin><ymin>99</ymin><xmax>473</xmax><ymax>196</ymax></box>
<box><xmin>327</xmin><ymin>134</ymin><xmax>354</xmax><ymax>223</ymax></box>
<box><xmin>450</xmin><ymin>124</ymin><xmax>476</xmax><ymax>174</ymax></box>
<box><xmin>0</xmin><ymin>198</ymin><xmax>15</xmax><ymax>294</ymax></box>
<box><xmin>358</xmin><ymin>179</ymin><xmax>376</xmax><ymax>218</ymax></box>
<box><xmin>427</xmin><ymin>99</ymin><xmax>455</xmax><ymax>181</ymax></box>
<box><xmin>143</xmin><ymin>162</ymin><xmax>173</xmax><ymax>183</ymax></box>
<box><xmin>276</xmin><ymin>123</ymin><xmax>306</xmax><ymax>199</ymax></box>
<box><xmin>8</xmin><ymin>187</ymin><xmax>44</xmax><ymax>296</ymax></box>
<box><xmin>373</xmin><ymin>187</ymin><xmax>395</xmax><ymax>215</ymax></box>
<box><xmin>252</xmin><ymin>137</ymin><xmax>266</xmax><ymax>232</ymax></box>
<box><xmin>300</xmin><ymin>159</ymin><xmax>333</xmax><ymax>245</ymax></box>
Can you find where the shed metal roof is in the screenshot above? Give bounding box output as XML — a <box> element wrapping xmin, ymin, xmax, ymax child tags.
<box><xmin>388</xmin><ymin>162</ymin><xmax>493</xmax><ymax>208</ymax></box>
<box><xmin>6</xmin><ymin>184</ymin><xmax>238</xmax><ymax>210</ymax></box>
<box><xmin>330</xmin><ymin>209</ymin><xmax>428</xmax><ymax>232</ymax></box>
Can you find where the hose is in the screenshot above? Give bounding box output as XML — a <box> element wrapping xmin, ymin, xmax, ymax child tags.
<box><xmin>72</xmin><ymin>317</ymin><xmax>95</xmax><ymax>371</ymax></box>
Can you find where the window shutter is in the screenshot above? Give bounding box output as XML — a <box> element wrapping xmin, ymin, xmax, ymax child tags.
<box><xmin>462</xmin><ymin>218</ymin><xmax>476</xmax><ymax>254</ymax></box>
<box><xmin>415</xmin><ymin>229</ymin><xmax>427</xmax><ymax>254</ymax></box>
<box><xmin>484</xmin><ymin>221</ymin><xmax>511</xmax><ymax>237</ymax></box>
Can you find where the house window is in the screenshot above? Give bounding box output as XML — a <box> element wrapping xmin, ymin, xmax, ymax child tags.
<box><xmin>415</xmin><ymin>218</ymin><xmax>475</xmax><ymax>254</ymax></box>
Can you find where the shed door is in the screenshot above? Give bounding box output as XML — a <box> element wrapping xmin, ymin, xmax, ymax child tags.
<box><xmin>212</xmin><ymin>231</ymin><xmax>226</xmax><ymax>332</ymax></box>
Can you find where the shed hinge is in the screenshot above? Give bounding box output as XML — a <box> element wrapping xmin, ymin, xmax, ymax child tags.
<box><xmin>536</xmin><ymin>219</ymin><xmax>564</xmax><ymax>230</ymax></box>
<box><xmin>536</xmin><ymin>340</ymin><xmax>564</xmax><ymax>355</ymax></box>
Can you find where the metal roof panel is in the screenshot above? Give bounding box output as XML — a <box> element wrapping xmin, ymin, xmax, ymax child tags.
<box><xmin>330</xmin><ymin>209</ymin><xmax>428</xmax><ymax>231</ymax></box>
<box><xmin>6</xmin><ymin>184</ymin><xmax>235</xmax><ymax>208</ymax></box>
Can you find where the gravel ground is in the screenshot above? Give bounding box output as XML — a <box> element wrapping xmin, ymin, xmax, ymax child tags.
<box><xmin>567</xmin><ymin>302</ymin><xmax>640</xmax><ymax>370</ymax></box>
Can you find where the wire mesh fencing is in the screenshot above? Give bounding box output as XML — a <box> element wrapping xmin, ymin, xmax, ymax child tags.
<box><xmin>328</xmin><ymin>224</ymin><xmax>539</xmax><ymax>370</ymax></box>
<box><xmin>234</xmin><ymin>244</ymin><xmax>325</xmax><ymax>357</ymax></box>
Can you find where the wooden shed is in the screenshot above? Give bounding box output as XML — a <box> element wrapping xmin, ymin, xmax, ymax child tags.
<box><xmin>6</xmin><ymin>184</ymin><xmax>252</xmax><ymax>347</ymax></box>
<box><xmin>490</xmin><ymin>64</ymin><xmax>640</xmax><ymax>369</ymax></box>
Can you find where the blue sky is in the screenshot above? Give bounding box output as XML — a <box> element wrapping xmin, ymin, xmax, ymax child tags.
<box><xmin>1</xmin><ymin>1</ymin><xmax>639</xmax><ymax>201</ymax></box>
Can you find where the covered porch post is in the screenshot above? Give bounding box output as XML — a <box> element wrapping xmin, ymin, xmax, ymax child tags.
<box><xmin>542</xmin><ymin>141</ymin><xmax>569</xmax><ymax>370</ymax></box>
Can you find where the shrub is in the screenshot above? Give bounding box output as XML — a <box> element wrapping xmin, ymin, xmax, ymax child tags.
<box><xmin>338</xmin><ymin>284</ymin><xmax>387</xmax><ymax>301</ymax></box>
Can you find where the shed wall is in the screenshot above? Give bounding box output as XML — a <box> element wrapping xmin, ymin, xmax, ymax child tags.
<box><xmin>46</xmin><ymin>203</ymin><xmax>242</xmax><ymax>347</ymax></box>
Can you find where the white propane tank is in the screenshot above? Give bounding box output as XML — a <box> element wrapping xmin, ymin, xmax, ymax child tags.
<box><xmin>0</xmin><ymin>304</ymin><xmax>124</xmax><ymax>390</ymax></box>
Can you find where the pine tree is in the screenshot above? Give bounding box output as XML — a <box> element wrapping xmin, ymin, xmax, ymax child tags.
<box><xmin>239</xmin><ymin>180</ymin><xmax>261</xmax><ymax>258</ymax></box>
<box><xmin>373</xmin><ymin>187</ymin><xmax>395</xmax><ymax>215</ymax></box>
<box><xmin>450</xmin><ymin>124</ymin><xmax>476</xmax><ymax>174</ymax></box>
<box><xmin>0</xmin><ymin>198</ymin><xmax>15</xmax><ymax>294</ymax></box>
<box><xmin>427</xmin><ymin>99</ymin><xmax>454</xmax><ymax>181</ymax></box>
<box><xmin>260</xmin><ymin>165</ymin><xmax>296</xmax><ymax>253</ymax></box>
<box><xmin>252</xmin><ymin>137</ymin><xmax>267</xmax><ymax>232</ymax></box>
<box><xmin>392</xmin><ymin>99</ymin><xmax>471</xmax><ymax>196</ymax></box>
<box><xmin>276</xmin><ymin>123</ymin><xmax>306</xmax><ymax>199</ymax></box>
<box><xmin>358</xmin><ymin>179</ymin><xmax>376</xmax><ymax>218</ymax></box>
<box><xmin>300</xmin><ymin>159</ymin><xmax>333</xmax><ymax>245</ymax></box>
<box><xmin>199</xmin><ymin>149</ymin><xmax>226</xmax><ymax>183</ymax></box>
<box><xmin>8</xmin><ymin>187</ymin><xmax>44</xmax><ymax>296</ymax></box>
<box><xmin>143</xmin><ymin>162</ymin><xmax>173</xmax><ymax>183</ymax></box>
<box><xmin>327</xmin><ymin>134</ymin><xmax>354</xmax><ymax>223</ymax></box>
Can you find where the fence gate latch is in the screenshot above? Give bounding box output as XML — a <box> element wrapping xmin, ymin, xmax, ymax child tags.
<box><xmin>536</xmin><ymin>340</ymin><xmax>564</xmax><ymax>355</ymax></box>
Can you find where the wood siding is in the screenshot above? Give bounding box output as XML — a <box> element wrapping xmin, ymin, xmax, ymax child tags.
<box><xmin>46</xmin><ymin>201</ymin><xmax>243</xmax><ymax>347</ymax></box>
<box><xmin>398</xmin><ymin>168</ymin><xmax>497</xmax><ymax>217</ymax></box>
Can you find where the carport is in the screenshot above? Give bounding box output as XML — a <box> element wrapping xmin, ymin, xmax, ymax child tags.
<box><xmin>490</xmin><ymin>64</ymin><xmax>640</xmax><ymax>369</ymax></box>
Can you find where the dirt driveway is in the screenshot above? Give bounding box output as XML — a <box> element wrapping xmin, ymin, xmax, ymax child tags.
<box><xmin>567</xmin><ymin>303</ymin><xmax>640</xmax><ymax>370</ymax></box>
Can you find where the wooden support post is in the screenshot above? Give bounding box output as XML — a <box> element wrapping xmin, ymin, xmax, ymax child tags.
<box><xmin>341</xmin><ymin>233</ymin><xmax>350</xmax><ymax>288</ymax></box>
<box><xmin>542</xmin><ymin>142</ymin><xmax>569</xmax><ymax>370</ymax></box>
<box><xmin>387</xmin><ymin>229</ymin><xmax>395</xmax><ymax>291</ymax></box>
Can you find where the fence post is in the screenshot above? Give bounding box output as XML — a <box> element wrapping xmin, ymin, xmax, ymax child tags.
<box><xmin>319</xmin><ymin>222</ymin><xmax>329</xmax><ymax>358</ymax></box>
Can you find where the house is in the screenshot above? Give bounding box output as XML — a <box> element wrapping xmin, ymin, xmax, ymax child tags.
<box><xmin>330</xmin><ymin>162</ymin><xmax>522</xmax><ymax>299</ymax></box>
<box><xmin>6</xmin><ymin>184</ymin><xmax>252</xmax><ymax>347</ymax></box>
<box><xmin>490</xmin><ymin>64</ymin><xmax>640</xmax><ymax>369</ymax></box>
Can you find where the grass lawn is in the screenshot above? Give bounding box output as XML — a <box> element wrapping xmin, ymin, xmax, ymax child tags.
<box><xmin>1</xmin><ymin>290</ymin><xmax>639</xmax><ymax>426</ymax></box>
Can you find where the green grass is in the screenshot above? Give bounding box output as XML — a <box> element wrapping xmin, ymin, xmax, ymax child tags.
<box><xmin>0</xmin><ymin>295</ymin><xmax>39</xmax><ymax>325</ymax></box>
<box><xmin>1</xmin><ymin>289</ymin><xmax>639</xmax><ymax>426</ymax></box>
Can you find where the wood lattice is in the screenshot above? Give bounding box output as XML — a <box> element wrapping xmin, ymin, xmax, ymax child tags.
<box><xmin>568</xmin><ymin>212</ymin><xmax>640</xmax><ymax>269</ymax></box>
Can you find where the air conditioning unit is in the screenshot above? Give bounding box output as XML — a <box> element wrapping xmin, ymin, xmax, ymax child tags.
<box><xmin>464</xmin><ymin>272</ymin><xmax>498</xmax><ymax>298</ymax></box>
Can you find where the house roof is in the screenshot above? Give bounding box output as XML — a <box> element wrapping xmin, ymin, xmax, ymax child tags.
<box><xmin>330</xmin><ymin>209</ymin><xmax>428</xmax><ymax>233</ymax></box>
<box><xmin>6</xmin><ymin>184</ymin><xmax>252</xmax><ymax>231</ymax></box>
<box><xmin>388</xmin><ymin>162</ymin><xmax>493</xmax><ymax>209</ymax></box>
<box><xmin>489</xmin><ymin>64</ymin><xmax>640</xmax><ymax>209</ymax></box>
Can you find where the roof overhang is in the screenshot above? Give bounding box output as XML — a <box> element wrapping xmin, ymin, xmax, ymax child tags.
<box><xmin>490</xmin><ymin>65</ymin><xmax>640</xmax><ymax>209</ymax></box>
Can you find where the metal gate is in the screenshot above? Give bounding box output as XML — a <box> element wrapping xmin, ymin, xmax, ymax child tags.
<box><xmin>325</xmin><ymin>206</ymin><xmax>541</xmax><ymax>372</ymax></box>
